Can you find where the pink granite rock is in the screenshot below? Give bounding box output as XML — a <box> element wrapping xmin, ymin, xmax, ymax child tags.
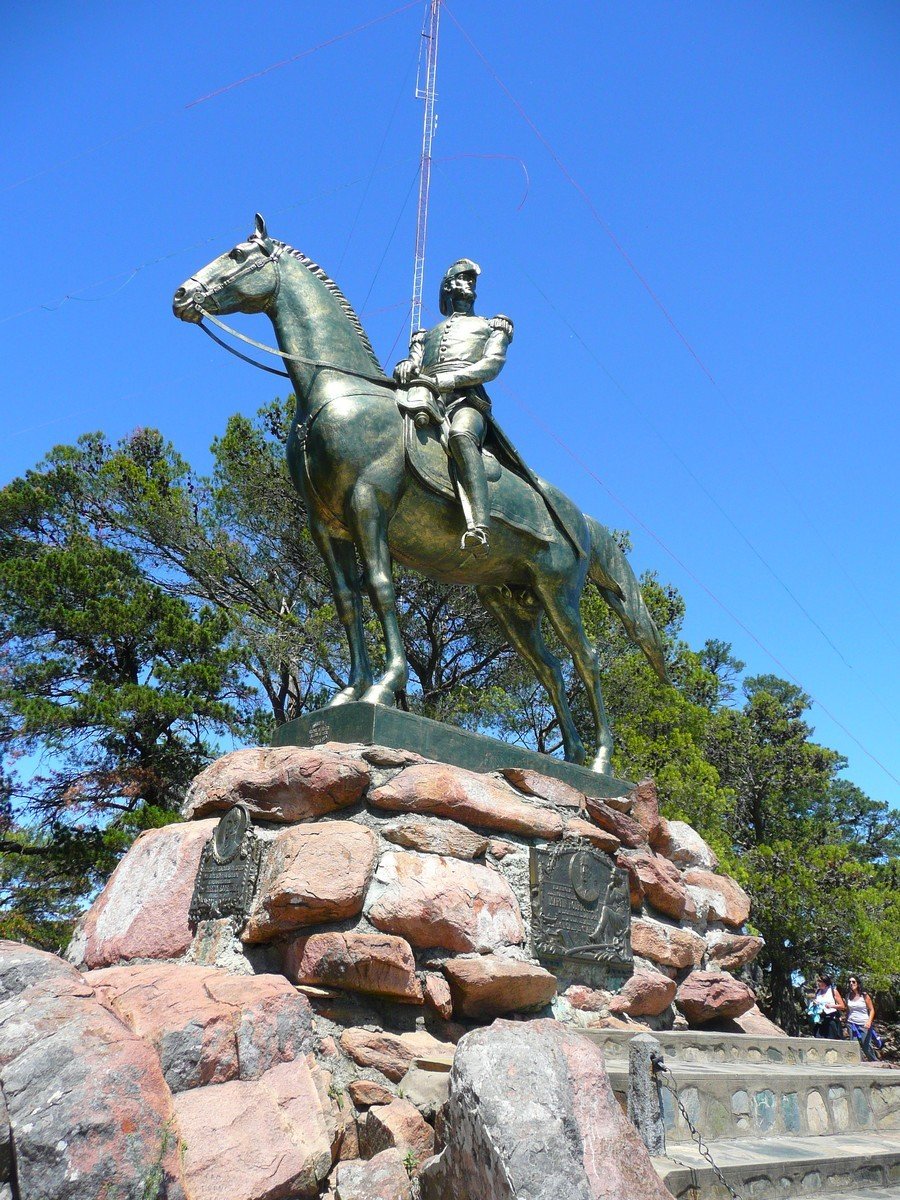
<box><xmin>659</xmin><ymin>819</ymin><xmax>719</xmax><ymax>870</ymax></box>
<box><xmin>334</xmin><ymin>1149</ymin><xmax>412</xmax><ymax>1200</ymax></box>
<box><xmin>360</xmin><ymin>745</ymin><xmax>428</xmax><ymax>768</ymax></box>
<box><xmin>499</xmin><ymin>768</ymin><xmax>586</xmax><ymax>809</ymax></box>
<box><xmin>69</xmin><ymin>818</ymin><xmax>217</xmax><ymax>968</ymax></box>
<box><xmin>369</xmin><ymin>763</ymin><xmax>564</xmax><ymax>839</ymax></box>
<box><xmin>608</xmin><ymin>969</ymin><xmax>677</xmax><ymax>1017</ymax></box>
<box><xmin>0</xmin><ymin>942</ymin><xmax>189</xmax><ymax>1200</ymax></box>
<box><xmin>183</xmin><ymin>745</ymin><xmax>370</xmax><ymax>822</ymax></box>
<box><xmin>243</xmin><ymin>821</ymin><xmax>377</xmax><ymax>942</ymax></box>
<box><xmin>627</xmin><ymin>778</ymin><xmax>667</xmax><ymax>849</ymax></box>
<box><xmin>675</xmin><ymin>971</ymin><xmax>756</xmax><ymax>1026</ymax></box>
<box><xmin>361</xmin><ymin>1098</ymin><xmax>435</xmax><ymax>1166</ymax></box>
<box><xmin>616</xmin><ymin>850</ymin><xmax>687</xmax><ymax>920</ymax></box>
<box><xmin>381</xmin><ymin>814</ymin><xmax>488</xmax><ymax>860</ymax></box>
<box><xmin>728</xmin><ymin>1004</ymin><xmax>787</xmax><ymax>1036</ymax></box>
<box><xmin>87</xmin><ymin>961</ymin><xmax>314</xmax><ymax>1091</ymax></box>
<box><xmin>423</xmin><ymin>972</ymin><xmax>454</xmax><ymax>1019</ymax></box>
<box><xmin>284</xmin><ymin>932</ymin><xmax>423</xmax><ymax>1003</ymax></box>
<box><xmin>682</xmin><ymin>869</ymin><xmax>751</xmax><ymax>927</ymax></box>
<box><xmin>704</xmin><ymin>931</ymin><xmax>764</xmax><ymax>972</ymax></box>
<box><xmin>348</xmin><ymin>1080</ymin><xmax>395</xmax><ymax>1109</ymax></box>
<box><xmin>564</xmin><ymin>817</ymin><xmax>621</xmax><ymax>854</ymax></box>
<box><xmin>630</xmin><ymin>917</ymin><xmax>706</xmax><ymax>970</ymax></box>
<box><xmin>174</xmin><ymin>1058</ymin><xmax>332</xmax><ymax>1199</ymax></box>
<box><xmin>340</xmin><ymin>1028</ymin><xmax>452</xmax><ymax>1083</ymax></box>
<box><xmin>442</xmin><ymin>955</ymin><xmax>557</xmax><ymax>1019</ymax></box>
<box><xmin>419</xmin><ymin>1019</ymin><xmax>673</xmax><ymax>1200</ymax></box>
<box><xmin>584</xmin><ymin>796</ymin><xmax>647</xmax><ymax>849</ymax></box>
<box><xmin>311</xmin><ymin>1064</ymin><xmax>359</xmax><ymax>1164</ymax></box>
<box><xmin>366</xmin><ymin>850</ymin><xmax>524</xmax><ymax>953</ymax></box>
<box><xmin>489</xmin><ymin>839</ymin><xmax>518</xmax><ymax>859</ymax></box>
<box><xmin>564</xmin><ymin>984</ymin><xmax>610</xmax><ymax>1013</ymax></box>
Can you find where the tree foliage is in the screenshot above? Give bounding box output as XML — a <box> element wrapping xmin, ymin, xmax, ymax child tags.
<box><xmin>1</xmin><ymin>400</ymin><xmax>896</xmax><ymax>1020</ymax></box>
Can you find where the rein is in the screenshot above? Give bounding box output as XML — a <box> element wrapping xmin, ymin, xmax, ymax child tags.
<box><xmin>197</xmin><ymin>311</ymin><xmax>403</xmax><ymax>391</ymax></box>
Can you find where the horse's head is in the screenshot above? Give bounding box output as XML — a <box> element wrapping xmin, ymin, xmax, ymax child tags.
<box><xmin>173</xmin><ymin>214</ymin><xmax>281</xmax><ymax>323</ymax></box>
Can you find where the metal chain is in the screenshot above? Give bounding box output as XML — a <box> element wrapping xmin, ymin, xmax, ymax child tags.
<box><xmin>652</xmin><ymin>1065</ymin><xmax>744</xmax><ymax>1200</ymax></box>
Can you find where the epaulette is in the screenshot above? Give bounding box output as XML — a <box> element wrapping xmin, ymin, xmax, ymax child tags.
<box><xmin>410</xmin><ymin>329</ymin><xmax>427</xmax><ymax>346</ymax></box>
<box><xmin>489</xmin><ymin>314</ymin><xmax>514</xmax><ymax>341</ymax></box>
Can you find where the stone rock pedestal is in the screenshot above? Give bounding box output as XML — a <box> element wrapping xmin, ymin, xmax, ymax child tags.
<box><xmin>2</xmin><ymin>735</ymin><xmax>768</xmax><ymax>1200</ymax></box>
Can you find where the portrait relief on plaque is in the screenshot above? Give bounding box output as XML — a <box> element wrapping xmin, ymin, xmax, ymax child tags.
<box><xmin>189</xmin><ymin>803</ymin><xmax>266</xmax><ymax>928</ymax></box>
<box><xmin>529</xmin><ymin>842</ymin><xmax>632</xmax><ymax>971</ymax></box>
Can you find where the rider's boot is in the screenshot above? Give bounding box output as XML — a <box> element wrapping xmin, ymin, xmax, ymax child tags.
<box><xmin>448</xmin><ymin>429</ymin><xmax>491</xmax><ymax>554</ymax></box>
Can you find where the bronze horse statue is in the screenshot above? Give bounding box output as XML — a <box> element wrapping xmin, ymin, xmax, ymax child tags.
<box><xmin>174</xmin><ymin>216</ymin><xmax>667</xmax><ymax>773</ymax></box>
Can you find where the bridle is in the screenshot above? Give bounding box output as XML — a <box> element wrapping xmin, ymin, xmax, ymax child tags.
<box><xmin>186</xmin><ymin>239</ymin><xmax>412</xmax><ymax>392</ymax></box>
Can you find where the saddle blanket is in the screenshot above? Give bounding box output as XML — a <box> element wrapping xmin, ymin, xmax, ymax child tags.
<box><xmin>404</xmin><ymin>417</ymin><xmax>555</xmax><ymax>543</ymax></box>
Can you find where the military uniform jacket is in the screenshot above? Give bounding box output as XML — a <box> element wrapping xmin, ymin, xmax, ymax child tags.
<box><xmin>405</xmin><ymin>311</ymin><xmax>514</xmax><ymax>414</ymax></box>
<box><xmin>396</xmin><ymin>310</ymin><xmax>583</xmax><ymax>557</ymax></box>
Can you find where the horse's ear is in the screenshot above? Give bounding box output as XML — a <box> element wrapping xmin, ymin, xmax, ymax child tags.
<box><xmin>254</xmin><ymin>213</ymin><xmax>268</xmax><ymax>240</ymax></box>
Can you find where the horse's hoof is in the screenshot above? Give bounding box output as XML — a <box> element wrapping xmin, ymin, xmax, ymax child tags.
<box><xmin>327</xmin><ymin>686</ymin><xmax>363</xmax><ymax>707</ymax></box>
<box><xmin>591</xmin><ymin>751</ymin><xmax>612</xmax><ymax>775</ymax></box>
<box><xmin>360</xmin><ymin>683</ymin><xmax>397</xmax><ymax>707</ymax></box>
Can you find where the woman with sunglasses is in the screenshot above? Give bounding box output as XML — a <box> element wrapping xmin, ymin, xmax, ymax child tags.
<box><xmin>810</xmin><ymin>973</ymin><xmax>845</xmax><ymax>1039</ymax></box>
<box><xmin>845</xmin><ymin>976</ymin><xmax>880</xmax><ymax>1061</ymax></box>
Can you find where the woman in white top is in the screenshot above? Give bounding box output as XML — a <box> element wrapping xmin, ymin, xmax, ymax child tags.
<box><xmin>845</xmin><ymin>976</ymin><xmax>879</xmax><ymax>1061</ymax></box>
<box><xmin>812</xmin><ymin>973</ymin><xmax>845</xmax><ymax>1040</ymax></box>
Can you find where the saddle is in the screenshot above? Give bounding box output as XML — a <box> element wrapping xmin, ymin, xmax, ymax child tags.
<box><xmin>403</xmin><ymin>415</ymin><xmax>555</xmax><ymax>543</ymax></box>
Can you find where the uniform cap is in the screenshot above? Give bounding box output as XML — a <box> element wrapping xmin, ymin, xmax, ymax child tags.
<box><xmin>439</xmin><ymin>258</ymin><xmax>481</xmax><ymax>314</ymax></box>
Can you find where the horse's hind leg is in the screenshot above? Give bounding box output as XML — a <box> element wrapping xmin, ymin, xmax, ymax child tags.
<box><xmin>310</xmin><ymin>524</ymin><xmax>373</xmax><ymax>705</ymax></box>
<box><xmin>478</xmin><ymin>585</ymin><xmax>586</xmax><ymax>765</ymax></box>
<box><xmin>347</xmin><ymin>486</ymin><xmax>409</xmax><ymax>706</ymax></box>
<box><xmin>540</xmin><ymin>584</ymin><xmax>614</xmax><ymax>774</ymax></box>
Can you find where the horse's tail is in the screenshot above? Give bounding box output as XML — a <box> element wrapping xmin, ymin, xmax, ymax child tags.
<box><xmin>585</xmin><ymin>515</ymin><xmax>669</xmax><ymax>683</ymax></box>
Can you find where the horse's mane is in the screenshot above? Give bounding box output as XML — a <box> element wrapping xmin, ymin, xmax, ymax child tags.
<box><xmin>276</xmin><ymin>242</ymin><xmax>384</xmax><ymax>375</ymax></box>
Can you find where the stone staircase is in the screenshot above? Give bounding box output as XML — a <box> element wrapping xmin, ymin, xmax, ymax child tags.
<box><xmin>582</xmin><ymin>1029</ymin><xmax>900</xmax><ymax>1198</ymax></box>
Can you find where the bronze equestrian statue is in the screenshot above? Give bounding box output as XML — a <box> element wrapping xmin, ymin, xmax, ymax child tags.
<box><xmin>174</xmin><ymin>216</ymin><xmax>667</xmax><ymax>773</ymax></box>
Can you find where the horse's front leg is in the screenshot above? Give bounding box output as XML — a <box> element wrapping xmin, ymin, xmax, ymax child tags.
<box><xmin>310</xmin><ymin>522</ymin><xmax>373</xmax><ymax>705</ymax></box>
<box><xmin>347</xmin><ymin>486</ymin><xmax>408</xmax><ymax>707</ymax></box>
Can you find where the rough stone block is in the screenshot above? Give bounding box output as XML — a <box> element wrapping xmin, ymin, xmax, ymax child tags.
<box><xmin>334</xmin><ymin>1149</ymin><xmax>412</xmax><ymax>1200</ymax></box>
<box><xmin>361</xmin><ymin>1098</ymin><xmax>434</xmax><ymax>1166</ymax></box>
<box><xmin>339</xmin><ymin>1028</ymin><xmax>452</xmax><ymax>1083</ymax></box>
<box><xmin>243</xmin><ymin>821</ymin><xmax>377</xmax><ymax>942</ymax></box>
<box><xmin>87</xmin><ymin>961</ymin><xmax>314</xmax><ymax>1091</ymax></box>
<box><xmin>442</xmin><ymin>955</ymin><xmax>557</xmax><ymax>1018</ymax></box>
<box><xmin>369</xmin><ymin>763</ymin><xmax>564</xmax><ymax>839</ymax></box>
<box><xmin>174</xmin><ymin>1058</ymin><xmax>332</xmax><ymax>1199</ymax></box>
<box><xmin>183</xmin><ymin>745</ymin><xmax>370</xmax><ymax>822</ymax></box>
<box><xmin>631</xmin><ymin>917</ymin><xmax>705</xmax><ymax>970</ymax></box>
<box><xmin>366</xmin><ymin>850</ymin><xmax>524</xmax><ymax>953</ymax></box>
<box><xmin>419</xmin><ymin>1018</ymin><xmax>673</xmax><ymax>1199</ymax></box>
<box><xmin>675</xmin><ymin>971</ymin><xmax>756</xmax><ymax>1026</ymax></box>
<box><xmin>68</xmin><ymin>819</ymin><xmax>217</xmax><ymax>968</ymax></box>
<box><xmin>0</xmin><ymin>942</ymin><xmax>189</xmax><ymax>1200</ymax></box>
<box><xmin>381</xmin><ymin>814</ymin><xmax>488</xmax><ymax>859</ymax></box>
<box><xmin>284</xmin><ymin>932</ymin><xmax>423</xmax><ymax>1003</ymax></box>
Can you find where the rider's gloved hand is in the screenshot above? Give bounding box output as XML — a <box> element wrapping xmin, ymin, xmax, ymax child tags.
<box><xmin>393</xmin><ymin>359</ymin><xmax>417</xmax><ymax>384</ymax></box>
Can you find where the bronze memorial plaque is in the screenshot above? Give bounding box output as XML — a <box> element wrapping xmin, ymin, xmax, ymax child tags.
<box><xmin>530</xmin><ymin>843</ymin><xmax>632</xmax><ymax>973</ymax></box>
<box><xmin>189</xmin><ymin>803</ymin><xmax>265</xmax><ymax>927</ymax></box>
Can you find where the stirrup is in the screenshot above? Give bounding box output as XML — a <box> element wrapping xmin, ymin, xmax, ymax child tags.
<box><xmin>460</xmin><ymin>525</ymin><xmax>490</xmax><ymax>554</ymax></box>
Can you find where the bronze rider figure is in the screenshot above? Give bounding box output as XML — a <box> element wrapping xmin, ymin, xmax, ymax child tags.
<box><xmin>394</xmin><ymin>259</ymin><xmax>513</xmax><ymax>554</ymax></box>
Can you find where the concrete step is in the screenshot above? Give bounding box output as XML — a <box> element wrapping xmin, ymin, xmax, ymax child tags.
<box><xmin>817</xmin><ymin>1191</ymin><xmax>900</xmax><ymax>1199</ymax></box>
<box><xmin>653</xmin><ymin>1131</ymin><xmax>900</xmax><ymax>1198</ymax></box>
<box><xmin>604</xmin><ymin>1059</ymin><xmax>900</xmax><ymax>1145</ymax></box>
<box><xmin>583</xmin><ymin>1027</ymin><xmax>864</xmax><ymax>1068</ymax></box>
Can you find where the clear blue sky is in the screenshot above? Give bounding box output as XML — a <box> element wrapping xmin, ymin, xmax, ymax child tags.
<box><xmin>3</xmin><ymin>1</ymin><xmax>898</xmax><ymax>807</ymax></box>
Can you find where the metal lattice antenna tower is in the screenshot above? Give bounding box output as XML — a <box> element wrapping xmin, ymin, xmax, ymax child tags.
<box><xmin>410</xmin><ymin>0</ymin><xmax>441</xmax><ymax>337</ymax></box>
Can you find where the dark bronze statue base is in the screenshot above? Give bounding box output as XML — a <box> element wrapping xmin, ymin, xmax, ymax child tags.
<box><xmin>272</xmin><ymin>702</ymin><xmax>632</xmax><ymax>800</ymax></box>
